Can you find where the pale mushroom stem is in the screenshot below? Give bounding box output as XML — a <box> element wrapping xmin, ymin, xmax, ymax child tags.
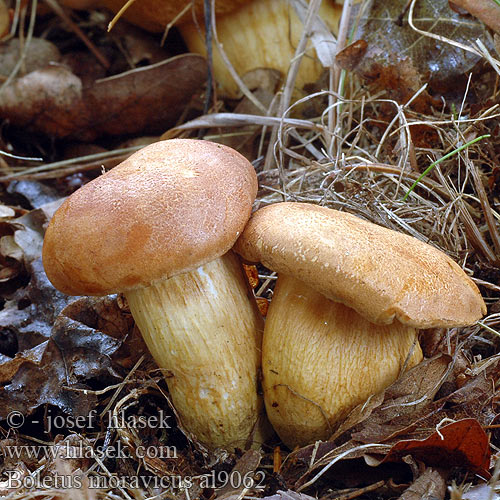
<box><xmin>180</xmin><ymin>0</ymin><xmax>342</xmax><ymax>98</ymax></box>
<box><xmin>125</xmin><ymin>251</ymin><xmax>266</xmax><ymax>451</ymax></box>
<box><xmin>263</xmin><ymin>274</ymin><xmax>423</xmax><ymax>449</ymax></box>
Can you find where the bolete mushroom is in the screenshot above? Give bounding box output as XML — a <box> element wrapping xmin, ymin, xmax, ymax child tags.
<box><xmin>42</xmin><ymin>139</ymin><xmax>267</xmax><ymax>450</ymax></box>
<box><xmin>61</xmin><ymin>0</ymin><xmax>343</xmax><ymax>98</ymax></box>
<box><xmin>234</xmin><ymin>202</ymin><xmax>487</xmax><ymax>448</ymax></box>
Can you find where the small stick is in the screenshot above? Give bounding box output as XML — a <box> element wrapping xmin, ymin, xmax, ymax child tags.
<box><xmin>44</xmin><ymin>0</ymin><xmax>110</xmax><ymax>69</ymax></box>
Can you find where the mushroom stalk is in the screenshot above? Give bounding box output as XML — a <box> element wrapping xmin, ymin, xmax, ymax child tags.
<box><xmin>180</xmin><ymin>0</ymin><xmax>342</xmax><ymax>98</ymax></box>
<box><xmin>263</xmin><ymin>274</ymin><xmax>423</xmax><ymax>449</ymax></box>
<box><xmin>125</xmin><ymin>251</ymin><xmax>266</xmax><ymax>450</ymax></box>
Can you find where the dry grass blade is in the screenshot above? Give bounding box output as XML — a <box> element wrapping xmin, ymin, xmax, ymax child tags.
<box><xmin>42</xmin><ymin>0</ymin><xmax>109</xmax><ymax>68</ymax></box>
<box><xmin>0</xmin><ymin>147</ymin><xmax>142</xmax><ymax>181</ymax></box>
<box><xmin>467</xmin><ymin>159</ymin><xmax>500</xmax><ymax>259</ymax></box>
<box><xmin>168</xmin><ymin>113</ymin><xmax>324</xmax><ymax>136</ymax></box>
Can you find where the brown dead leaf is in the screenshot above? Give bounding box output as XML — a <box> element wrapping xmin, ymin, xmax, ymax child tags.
<box><xmin>288</xmin><ymin>353</ymin><xmax>498</xmax><ymax>489</ymax></box>
<box><xmin>398</xmin><ymin>467</ymin><xmax>447</xmax><ymax>500</ymax></box>
<box><xmin>256</xmin><ymin>297</ymin><xmax>269</xmax><ymax>317</ymax></box>
<box><xmin>0</xmin><ymin>198</ymin><xmax>63</xmax><ymax>288</ymax></box>
<box><xmin>0</xmin><ymin>258</ymin><xmax>73</xmax><ymax>350</ymax></box>
<box><xmin>243</xmin><ymin>264</ymin><xmax>259</xmax><ymax>289</ymax></box>
<box><xmin>450</xmin><ymin>0</ymin><xmax>500</xmax><ymax>34</ymax></box>
<box><xmin>0</xmin><ymin>54</ymin><xmax>207</xmax><ymax>140</ymax></box>
<box><xmin>381</xmin><ymin>419</ymin><xmax>490</xmax><ymax>478</ymax></box>
<box><xmin>0</xmin><ymin>337</ymin><xmax>98</xmax><ymax>421</ymax></box>
<box><xmin>459</xmin><ymin>483</ymin><xmax>500</xmax><ymax>499</ymax></box>
<box><xmin>337</xmin><ymin>0</ymin><xmax>489</xmax><ymax>109</ymax></box>
<box><xmin>0</xmin><ymin>291</ymin><xmax>144</xmax><ymax>422</ymax></box>
<box><xmin>216</xmin><ymin>450</ymin><xmax>262</xmax><ymax>500</ymax></box>
<box><xmin>0</xmin><ymin>38</ymin><xmax>61</xmax><ymax>77</ymax></box>
<box><xmin>334</xmin><ymin>39</ymin><xmax>368</xmax><ymax>72</ymax></box>
<box><xmin>259</xmin><ymin>492</ymin><xmax>316</xmax><ymax>500</ymax></box>
<box><xmin>332</xmin><ymin>354</ymin><xmax>452</xmax><ymax>442</ymax></box>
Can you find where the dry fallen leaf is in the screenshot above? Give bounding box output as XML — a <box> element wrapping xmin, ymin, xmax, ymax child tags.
<box><xmin>216</xmin><ymin>450</ymin><xmax>262</xmax><ymax>500</ymax></box>
<box><xmin>259</xmin><ymin>492</ymin><xmax>316</xmax><ymax>500</ymax></box>
<box><xmin>336</xmin><ymin>0</ymin><xmax>489</xmax><ymax>109</ymax></box>
<box><xmin>243</xmin><ymin>264</ymin><xmax>259</xmax><ymax>289</ymax></box>
<box><xmin>0</xmin><ymin>282</ymin><xmax>144</xmax><ymax>421</ymax></box>
<box><xmin>287</xmin><ymin>353</ymin><xmax>496</xmax><ymax>490</ymax></box>
<box><xmin>381</xmin><ymin>419</ymin><xmax>490</xmax><ymax>478</ymax></box>
<box><xmin>0</xmin><ymin>54</ymin><xmax>207</xmax><ymax>140</ymax></box>
<box><xmin>450</xmin><ymin>0</ymin><xmax>500</xmax><ymax>34</ymax></box>
<box><xmin>0</xmin><ymin>38</ymin><xmax>61</xmax><ymax>77</ymax></box>
<box><xmin>332</xmin><ymin>354</ymin><xmax>452</xmax><ymax>442</ymax></box>
<box><xmin>460</xmin><ymin>483</ymin><xmax>500</xmax><ymax>500</ymax></box>
<box><xmin>398</xmin><ymin>467</ymin><xmax>447</xmax><ymax>500</ymax></box>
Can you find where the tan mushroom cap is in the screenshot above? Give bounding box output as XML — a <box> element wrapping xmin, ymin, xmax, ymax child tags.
<box><xmin>234</xmin><ymin>202</ymin><xmax>486</xmax><ymax>328</ymax></box>
<box><xmin>43</xmin><ymin>139</ymin><xmax>257</xmax><ymax>296</ymax></box>
<box><xmin>92</xmin><ymin>0</ymin><xmax>249</xmax><ymax>33</ymax></box>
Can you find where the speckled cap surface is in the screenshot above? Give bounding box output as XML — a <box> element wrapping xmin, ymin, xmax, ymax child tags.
<box><xmin>234</xmin><ymin>202</ymin><xmax>486</xmax><ymax>328</ymax></box>
<box><xmin>43</xmin><ymin>139</ymin><xmax>257</xmax><ymax>296</ymax></box>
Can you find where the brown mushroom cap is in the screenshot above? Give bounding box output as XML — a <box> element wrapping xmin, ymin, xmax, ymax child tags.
<box><xmin>43</xmin><ymin>139</ymin><xmax>257</xmax><ymax>296</ymax></box>
<box><xmin>234</xmin><ymin>202</ymin><xmax>486</xmax><ymax>328</ymax></box>
<box><xmin>94</xmin><ymin>0</ymin><xmax>249</xmax><ymax>33</ymax></box>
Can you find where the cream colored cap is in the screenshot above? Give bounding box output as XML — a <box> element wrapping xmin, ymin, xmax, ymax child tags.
<box><xmin>234</xmin><ymin>202</ymin><xmax>486</xmax><ymax>328</ymax></box>
<box><xmin>43</xmin><ymin>139</ymin><xmax>257</xmax><ymax>296</ymax></box>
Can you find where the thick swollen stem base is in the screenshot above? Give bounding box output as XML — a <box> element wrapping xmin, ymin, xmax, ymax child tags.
<box><xmin>263</xmin><ymin>274</ymin><xmax>423</xmax><ymax>448</ymax></box>
<box><xmin>125</xmin><ymin>251</ymin><xmax>266</xmax><ymax>451</ymax></box>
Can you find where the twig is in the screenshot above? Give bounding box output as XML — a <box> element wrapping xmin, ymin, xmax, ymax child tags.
<box><xmin>107</xmin><ymin>0</ymin><xmax>137</xmax><ymax>31</ymax></box>
<box><xmin>44</xmin><ymin>0</ymin><xmax>110</xmax><ymax>68</ymax></box>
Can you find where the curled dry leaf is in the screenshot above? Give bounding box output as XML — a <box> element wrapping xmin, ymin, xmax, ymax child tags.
<box><xmin>259</xmin><ymin>492</ymin><xmax>316</xmax><ymax>500</ymax></box>
<box><xmin>460</xmin><ymin>483</ymin><xmax>500</xmax><ymax>500</ymax></box>
<box><xmin>0</xmin><ymin>279</ymin><xmax>144</xmax><ymax>420</ymax></box>
<box><xmin>0</xmin><ymin>54</ymin><xmax>207</xmax><ymax>140</ymax></box>
<box><xmin>7</xmin><ymin>180</ymin><xmax>61</xmax><ymax>209</ymax></box>
<box><xmin>0</xmin><ymin>38</ymin><xmax>61</xmax><ymax>77</ymax></box>
<box><xmin>289</xmin><ymin>353</ymin><xmax>497</xmax><ymax>488</ymax></box>
<box><xmin>0</xmin><ymin>198</ymin><xmax>63</xmax><ymax>286</ymax></box>
<box><xmin>0</xmin><ymin>258</ymin><xmax>70</xmax><ymax>350</ymax></box>
<box><xmin>336</xmin><ymin>0</ymin><xmax>489</xmax><ymax>109</ymax></box>
<box><xmin>243</xmin><ymin>264</ymin><xmax>259</xmax><ymax>289</ymax></box>
<box><xmin>380</xmin><ymin>419</ymin><xmax>490</xmax><ymax>478</ymax></box>
<box><xmin>450</xmin><ymin>0</ymin><xmax>500</xmax><ymax>34</ymax></box>
<box><xmin>216</xmin><ymin>450</ymin><xmax>262</xmax><ymax>500</ymax></box>
<box><xmin>398</xmin><ymin>467</ymin><xmax>447</xmax><ymax>500</ymax></box>
<box><xmin>331</xmin><ymin>354</ymin><xmax>452</xmax><ymax>442</ymax></box>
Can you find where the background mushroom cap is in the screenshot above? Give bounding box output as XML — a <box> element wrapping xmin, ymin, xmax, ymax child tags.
<box><xmin>234</xmin><ymin>202</ymin><xmax>486</xmax><ymax>328</ymax></box>
<box><xmin>43</xmin><ymin>139</ymin><xmax>257</xmax><ymax>296</ymax></box>
<box><xmin>93</xmin><ymin>0</ymin><xmax>249</xmax><ymax>32</ymax></box>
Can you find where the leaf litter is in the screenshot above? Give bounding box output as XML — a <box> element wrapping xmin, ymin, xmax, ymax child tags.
<box><xmin>1</xmin><ymin>0</ymin><xmax>500</xmax><ymax>499</ymax></box>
